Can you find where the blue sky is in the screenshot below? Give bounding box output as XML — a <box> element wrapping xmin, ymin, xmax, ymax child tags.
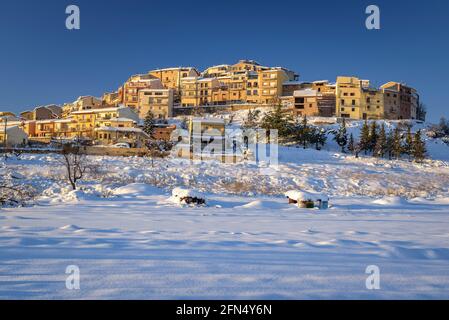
<box><xmin>0</xmin><ymin>0</ymin><xmax>448</xmax><ymax>121</ymax></box>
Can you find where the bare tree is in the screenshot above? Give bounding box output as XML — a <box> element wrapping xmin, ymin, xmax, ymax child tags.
<box><xmin>0</xmin><ymin>170</ymin><xmax>35</xmax><ymax>206</ymax></box>
<box><xmin>59</xmin><ymin>144</ymin><xmax>89</xmax><ymax>190</ymax></box>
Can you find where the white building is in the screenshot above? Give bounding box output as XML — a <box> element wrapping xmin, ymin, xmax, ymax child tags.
<box><xmin>0</xmin><ymin>126</ymin><xmax>29</xmax><ymax>146</ymax></box>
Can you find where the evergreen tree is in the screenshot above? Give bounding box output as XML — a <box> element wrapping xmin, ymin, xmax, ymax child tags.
<box><xmin>294</xmin><ymin>116</ymin><xmax>310</xmax><ymax>149</ymax></box>
<box><xmin>369</xmin><ymin>121</ymin><xmax>378</xmax><ymax>154</ymax></box>
<box><xmin>412</xmin><ymin>130</ymin><xmax>427</xmax><ymax>162</ymax></box>
<box><xmin>260</xmin><ymin>105</ymin><xmax>293</xmax><ymax>140</ymax></box>
<box><xmin>403</xmin><ymin>126</ymin><xmax>414</xmax><ymax>159</ymax></box>
<box><xmin>359</xmin><ymin>120</ymin><xmax>371</xmax><ymax>154</ymax></box>
<box><xmin>391</xmin><ymin>127</ymin><xmax>403</xmax><ymax>159</ymax></box>
<box><xmin>310</xmin><ymin>127</ymin><xmax>327</xmax><ymax>150</ymax></box>
<box><xmin>333</xmin><ymin>118</ymin><xmax>348</xmax><ymax>153</ymax></box>
<box><xmin>143</xmin><ymin>110</ymin><xmax>155</xmax><ymax>137</ymax></box>
<box><xmin>348</xmin><ymin>133</ymin><xmax>355</xmax><ymax>155</ymax></box>
<box><xmin>242</xmin><ymin>109</ymin><xmax>261</xmax><ymax>129</ymax></box>
<box><xmin>374</xmin><ymin>124</ymin><xmax>387</xmax><ymax>158</ymax></box>
<box><xmin>385</xmin><ymin>129</ymin><xmax>394</xmax><ymax>160</ymax></box>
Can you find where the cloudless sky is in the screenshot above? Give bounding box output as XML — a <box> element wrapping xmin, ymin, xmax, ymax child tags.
<box><xmin>0</xmin><ymin>0</ymin><xmax>448</xmax><ymax>121</ymax></box>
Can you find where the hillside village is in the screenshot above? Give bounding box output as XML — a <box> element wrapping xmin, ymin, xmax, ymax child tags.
<box><xmin>0</xmin><ymin>60</ymin><xmax>428</xmax><ymax>152</ymax></box>
<box><xmin>2</xmin><ymin>61</ymin><xmax>449</xmax><ymax>300</ymax></box>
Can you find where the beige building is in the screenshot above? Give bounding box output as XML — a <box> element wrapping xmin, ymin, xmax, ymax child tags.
<box><xmin>259</xmin><ymin>69</ymin><xmax>292</xmax><ymax>104</ymax></box>
<box><xmin>94</xmin><ymin>127</ymin><xmax>150</xmax><ymax>147</ymax></box>
<box><xmin>291</xmin><ymin>89</ymin><xmax>320</xmax><ymax>117</ymax></box>
<box><xmin>62</xmin><ymin>96</ymin><xmax>103</xmax><ymax>118</ymax></box>
<box><xmin>336</xmin><ymin>76</ymin><xmax>365</xmax><ymax>119</ymax></box>
<box><xmin>336</xmin><ymin>76</ymin><xmax>384</xmax><ymax>120</ymax></box>
<box><xmin>119</xmin><ymin>74</ymin><xmax>164</xmax><ymax>109</ymax></box>
<box><xmin>21</xmin><ymin>105</ymin><xmax>62</xmax><ymax>121</ymax></box>
<box><xmin>202</xmin><ymin>65</ymin><xmax>231</xmax><ymax>78</ymax></box>
<box><xmin>180</xmin><ymin>77</ymin><xmax>221</xmax><ymax>107</ymax></box>
<box><xmin>102</xmin><ymin>91</ymin><xmax>122</xmax><ymax>106</ymax></box>
<box><xmin>138</xmin><ymin>88</ymin><xmax>174</xmax><ymax>119</ymax></box>
<box><xmin>70</xmin><ymin>106</ymin><xmax>139</xmax><ymax>139</ymax></box>
<box><xmin>361</xmin><ymin>88</ymin><xmax>384</xmax><ymax>120</ymax></box>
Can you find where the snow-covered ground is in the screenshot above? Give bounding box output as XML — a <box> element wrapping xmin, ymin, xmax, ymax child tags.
<box><xmin>1</xmin><ymin>134</ymin><xmax>449</xmax><ymax>299</ymax></box>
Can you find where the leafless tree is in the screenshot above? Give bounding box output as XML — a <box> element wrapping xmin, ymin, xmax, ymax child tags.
<box><xmin>59</xmin><ymin>144</ymin><xmax>89</xmax><ymax>190</ymax></box>
<box><xmin>0</xmin><ymin>171</ymin><xmax>35</xmax><ymax>206</ymax></box>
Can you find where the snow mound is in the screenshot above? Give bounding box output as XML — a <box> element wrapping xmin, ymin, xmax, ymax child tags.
<box><xmin>234</xmin><ymin>200</ymin><xmax>285</xmax><ymax>210</ymax></box>
<box><xmin>372</xmin><ymin>196</ymin><xmax>409</xmax><ymax>206</ymax></box>
<box><xmin>114</xmin><ymin>183</ymin><xmax>164</xmax><ymax>197</ymax></box>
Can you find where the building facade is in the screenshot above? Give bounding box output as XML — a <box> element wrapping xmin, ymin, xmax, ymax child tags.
<box><xmin>138</xmin><ymin>88</ymin><xmax>174</xmax><ymax>119</ymax></box>
<box><xmin>380</xmin><ymin>82</ymin><xmax>418</xmax><ymax>120</ymax></box>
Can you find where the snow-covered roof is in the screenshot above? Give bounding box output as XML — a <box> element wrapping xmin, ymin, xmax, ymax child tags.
<box><xmin>191</xmin><ymin>118</ymin><xmax>225</xmax><ymax>125</ymax></box>
<box><xmin>101</xmin><ymin>117</ymin><xmax>136</xmax><ymax>123</ymax></box>
<box><xmin>94</xmin><ymin>126</ymin><xmax>147</xmax><ymax>135</ymax></box>
<box><xmin>283</xmin><ymin>81</ymin><xmax>303</xmax><ymax>86</ymax></box>
<box><xmin>285</xmin><ymin>190</ymin><xmax>329</xmax><ymax>202</ymax></box>
<box><xmin>150</xmin><ymin>67</ymin><xmax>197</xmax><ymax>72</ymax></box>
<box><xmin>71</xmin><ymin>106</ymin><xmax>127</xmax><ymax>115</ymax></box>
<box><xmin>294</xmin><ymin>89</ymin><xmax>318</xmax><ymax>97</ymax></box>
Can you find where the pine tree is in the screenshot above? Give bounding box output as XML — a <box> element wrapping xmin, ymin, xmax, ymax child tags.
<box><xmin>412</xmin><ymin>130</ymin><xmax>427</xmax><ymax>162</ymax></box>
<box><xmin>374</xmin><ymin>123</ymin><xmax>387</xmax><ymax>158</ymax></box>
<box><xmin>333</xmin><ymin>118</ymin><xmax>348</xmax><ymax>153</ymax></box>
<box><xmin>310</xmin><ymin>127</ymin><xmax>327</xmax><ymax>150</ymax></box>
<box><xmin>359</xmin><ymin>120</ymin><xmax>370</xmax><ymax>155</ymax></box>
<box><xmin>348</xmin><ymin>133</ymin><xmax>355</xmax><ymax>154</ymax></box>
<box><xmin>369</xmin><ymin>121</ymin><xmax>378</xmax><ymax>154</ymax></box>
<box><xmin>391</xmin><ymin>127</ymin><xmax>403</xmax><ymax>159</ymax></box>
<box><xmin>143</xmin><ymin>110</ymin><xmax>155</xmax><ymax>137</ymax></box>
<box><xmin>260</xmin><ymin>105</ymin><xmax>293</xmax><ymax>140</ymax></box>
<box><xmin>243</xmin><ymin>109</ymin><xmax>261</xmax><ymax>129</ymax></box>
<box><xmin>403</xmin><ymin>126</ymin><xmax>414</xmax><ymax>159</ymax></box>
<box><xmin>295</xmin><ymin>116</ymin><xmax>310</xmax><ymax>149</ymax></box>
<box><xmin>385</xmin><ymin>129</ymin><xmax>394</xmax><ymax>160</ymax></box>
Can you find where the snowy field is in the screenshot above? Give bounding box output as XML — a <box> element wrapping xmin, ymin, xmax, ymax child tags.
<box><xmin>1</xmin><ymin>139</ymin><xmax>449</xmax><ymax>299</ymax></box>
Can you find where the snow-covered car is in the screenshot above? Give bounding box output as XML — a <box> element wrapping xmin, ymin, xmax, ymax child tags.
<box><xmin>112</xmin><ymin>143</ymin><xmax>131</xmax><ymax>149</ymax></box>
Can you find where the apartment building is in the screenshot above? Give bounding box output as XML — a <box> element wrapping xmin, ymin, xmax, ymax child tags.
<box><xmin>102</xmin><ymin>91</ymin><xmax>122</xmax><ymax>106</ymax></box>
<box><xmin>180</xmin><ymin>77</ymin><xmax>221</xmax><ymax>107</ymax></box>
<box><xmin>336</xmin><ymin>76</ymin><xmax>364</xmax><ymax>119</ymax></box>
<box><xmin>69</xmin><ymin>106</ymin><xmax>139</xmax><ymax>138</ymax></box>
<box><xmin>202</xmin><ymin>65</ymin><xmax>232</xmax><ymax>78</ymax></box>
<box><xmin>259</xmin><ymin>69</ymin><xmax>292</xmax><ymax>104</ymax></box>
<box><xmin>138</xmin><ymin>88</ymin><xmax>174</xmax><ymax>119</ymax></box>
<box><xmin>20</xmin><ymin>105</ymin><xmax>62</xmax><ymax>121</ymax></box>
<box><xmin>283</xmin><ymin>84</ymin><xmax>335</xmax><ymax>118</ymax></box>
<box><xmin>336</xmin><ymin>76</ymin><xmax>385</xmax><ymax>120</ymax></box>
<box><xmin>291</xmin><ymin>89</ymin><xmax>320</xmax><ymax>117</ymax></box>
<box><xmin>62</xmin><ymin>96</ymin><xmax>103</xmax><ymax>118</ymax></box>
<box><xmin>149</xmin><ymin>67</ymin><xmax>200</xmax><ymax>104</ymax></box>
<box><xmin>380</xmin><ymin>82</ymin><xmax>418</xmax><ymax>120</ymax></box>
<box><xmin>362</xmin><ymin>88</ymin><xmax>384</xmax><ymax>120</ymax></box>
<box><xmin>94</xmin><ymin>127</ymin><xmax>149</xmax><ymax>148</ymax></box>
<box><xmin>119</xmin><ymin>74</ymin><xmax>164</xmax><ymax>109</ymax></box>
